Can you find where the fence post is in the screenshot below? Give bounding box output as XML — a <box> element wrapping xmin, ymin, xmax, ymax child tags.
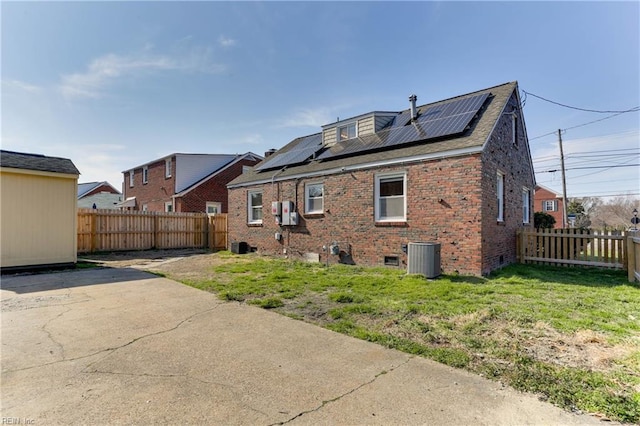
<box><xmin>90</xmin><ymin>210</ymin><xmax>97</xmax><ymax>253</ymax></box>
<box><xmin>629</xmin><ymin>231</ymin><xmax>638</xmax><ymax>282</ymax></box>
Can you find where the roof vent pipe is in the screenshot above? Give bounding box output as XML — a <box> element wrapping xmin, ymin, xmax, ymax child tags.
<box><xmin>409</xmin><ymin>94</ymin><xmax>418</xmax><ymax>121</ymax></box>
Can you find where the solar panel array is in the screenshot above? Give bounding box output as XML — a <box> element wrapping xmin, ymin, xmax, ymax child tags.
<box><xmin>317</xmin><ymin>92</ymin><xmax>490</xmax><ymax>161</ymax></box>
<box><xmin>255</xmin><ymin>133</ymin><xmax>323</xmax><ymax>171</ymax></box>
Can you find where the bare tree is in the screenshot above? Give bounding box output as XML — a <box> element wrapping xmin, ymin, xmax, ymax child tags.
<box><xmin>588</xmin><ymin>196</ymin><xmax>639</xmax><ymax>230</ymax></box>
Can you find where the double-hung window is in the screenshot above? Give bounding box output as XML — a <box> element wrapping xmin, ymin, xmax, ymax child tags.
<box><xmin>522</xmin><ymin>188</ymin><xmax>530</xmax><ymax>224</ymax></box>
<box><xmin>129</xmin><ymin>170</ymin><xmax>134</xmax><ymax>187</ymax></box>
<box><xmin>375</xmin><ymin>172</ymin><xmax>406</xmax><ymax>222</ymax></box>
<box><xmin>305</xmin><ymin>183</ymin><xmax>324</xmax><ymax>214</ymax></box>
<box><xmin>544</xmin><ymin>200</ymin><xmax>557</xmax><ymax>212</ymax></box>
<box><xmin>143</xmin><ymin>166</ymin><xmax>149</xmax><ymax>184</ymax></box>
<box><xmin>164</xmin><ymin>201</ymin><xmax>173</xmax><ymax>212</ymax></box>
<box><xmin>248</xmin><ymin>190</ymin><xmax>263</xmax><ymax>224</ymax></box>
<box><xmin>497</xmin><ymin>171</ymin><xmax>505</xmax><ymax>222</ymax></box>
<box><xmin>165</xmin><ymin>158</ymin><xmax>172</xmax><ymax>178</ymax></box>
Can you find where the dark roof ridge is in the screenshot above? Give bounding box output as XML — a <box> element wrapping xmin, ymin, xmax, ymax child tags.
<box><xmin>1</xmin><ymin>150</ymin><xmax>80</xmax><ymax>175</ymax></box>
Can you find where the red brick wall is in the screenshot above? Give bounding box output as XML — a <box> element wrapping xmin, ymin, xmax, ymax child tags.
<box><xmin>84</xmin><ymin>183</ymin><xmax>120</xmax><ymax>197</ymax></box>
<box><xmin>228</xmin><ymin>155</ymin><xmax>487</xmax><ymax>275</ymax></box>
<box><xmin>533</xmin><ymin>186</ymin><xmax>563</xmax><ymax>228</ymax></box>
<box><xmin>479</xmin><ymin>93</ymin><xmax>535</xmax><ymax>274</ymax></box>
<box><xmin>228</xmin><ymin>92</ymin><xmax>535</xmax><ymax>276</ymax></box>
<box><xmin>123</xmin><ymin>157</ymin><xmax>175</xmax><ymax>211</ymax></box>
<box><xmin>176</xmin><ymin>158</ymin><xmax>261</xmax><ymax>213</ymax></box>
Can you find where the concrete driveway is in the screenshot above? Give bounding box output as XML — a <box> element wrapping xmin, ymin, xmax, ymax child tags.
<box><xmin>1</xmin><ymin>267</ymin><xmax>605</xmax><ymax>425</ymax></box>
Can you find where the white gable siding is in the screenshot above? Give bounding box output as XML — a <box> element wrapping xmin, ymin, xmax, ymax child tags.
<box><xmin>174</xmin><ymin>154</ymin><xmax>235</xmax><ymax>193</ymax></box>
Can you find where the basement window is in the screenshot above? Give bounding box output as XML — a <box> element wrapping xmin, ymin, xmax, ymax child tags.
<box><xmin>384</xmin><ymin>256</ymin><xmax>399</xmax><ymax>266</ymax></box>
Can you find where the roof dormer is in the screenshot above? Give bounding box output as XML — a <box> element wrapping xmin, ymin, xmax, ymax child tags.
<box><xmin>321</xmin><ymin>112</ymin><xmax>397</xmax><ymax>147</ymax></box>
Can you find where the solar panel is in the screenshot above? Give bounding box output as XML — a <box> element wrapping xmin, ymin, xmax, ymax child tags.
<box><xmin>416</xmin><ymin>92</ymin><xmax>489</xmax><ymax>124</ymax></box>
<box><xmin>255</xmin><ymin>133</ymin><xmax>323</xmax><ymax>171</ymax></box>
<box><xmin>317</xmin><ymin>92</ymin><xmax>490</xmax><ymax>161</ymax></box>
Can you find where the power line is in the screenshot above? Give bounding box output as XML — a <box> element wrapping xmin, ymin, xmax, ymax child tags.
<box><xmin>532</xmin><ymin>148</ymin><xmax>639</xmax><ymax>163</ymax></box>
<box><xmin>537</xmin><ymin>164</ymin><xmax>639</xmax><ymax>173</ymax></box>
<box><xmin>537</xmin><ymin>178</ymin><xmax>634</xmax><ymax>186</ymax></box>
<box><xmin>522</xmin><ymin>90</ymin><xmax>640</xmax><ymax>114</ymax></box>
<box><xmin>568</xmin><ymin>191</ymin><xmax>640</xmax><ymax>197</ymax></box>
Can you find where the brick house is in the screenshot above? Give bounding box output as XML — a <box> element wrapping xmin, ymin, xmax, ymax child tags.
<box><xmin>227</xmin><ymin>82</ymin><xmax>535</xmax><ymax>276</ymax></box>
<box><xmin>534</xmin><ymin>184</ymin><xmax>565</xmax><ymax>228</ymax></box>
<box><xmin>121</xmin><ymin>152</ymin><xmax>262</xmax><ymax>213</ymax></box>
<box><xmin>77</xmin><ymin>181</ymin><xmax>121</xmax><ymax>209</ymax></box>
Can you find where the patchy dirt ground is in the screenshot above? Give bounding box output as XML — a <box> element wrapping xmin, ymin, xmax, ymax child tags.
<box><xmin>80</xmin><ymin>249</ymin><xmax>637</xmax><ymax>377</ymax></box>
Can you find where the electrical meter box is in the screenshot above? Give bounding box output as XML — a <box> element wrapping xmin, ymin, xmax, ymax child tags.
<box><xmin>271</xmin><ymin>201</ymin><xmax>281</xmax><ymax>216</ymax></box>
<box><xmin>281</xmin><ymin>201</ymin><xmax>298</xmax><ymax>226</ymax></box>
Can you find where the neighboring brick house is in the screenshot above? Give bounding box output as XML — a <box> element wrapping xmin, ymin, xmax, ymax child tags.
<box><xmin>227</xmin><ymin>82</ymin><xmax>535</xmax><ymax>276</ymax></box>
<box><xmin>77</xmin><ymin>181</ymin><xmax>121</xmax><ymax>209</ymax></box>
<box><xmin>534</xmin><ymin>184</ymin><xmax>565</xmax><ymax>228</ymax></box>
<box><xmin>121</xmin><ymin>153</ymin><xmax>262</xmax><ymax>213</ymax></box>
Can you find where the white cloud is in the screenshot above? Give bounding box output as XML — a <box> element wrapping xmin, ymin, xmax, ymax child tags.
<box><xmin>59</xmin><ymin>48</ymin><xmax>226</xmax><ymax>99</ymax></box>
<box><xmin>218</xmin><ymin>35</ymin><xmax>237</xmax><ymax>48</ymax></box>
<box><xmin>278</xmin><ymin>107</ymin><xmax>335</xmax><ymax>128</ymax></box>
<box><xmin>242</xmin><ymin>133</ymin><xmax>264</xmax><ymax>145</ymax></box>
<box><xmin>2</xmin><ymin>79</ymin><xmax>42</xmax><ymax>93</ymax></box>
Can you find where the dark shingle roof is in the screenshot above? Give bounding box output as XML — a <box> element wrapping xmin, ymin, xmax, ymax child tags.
<box><xmin>1</xmin><ymin>150</ymin><xmax>80</xmax><ymax>175</ymax></box>
<box><xmin>229</xmin><ymin>82</ymin><xmax>518</xmax><ymax>187</ymax></box>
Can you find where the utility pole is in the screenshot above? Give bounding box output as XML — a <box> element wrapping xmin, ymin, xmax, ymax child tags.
<box><xmin>558</xmin><ymin>129</ymin><xmax>568</xmax><ymax>228</ymax></box>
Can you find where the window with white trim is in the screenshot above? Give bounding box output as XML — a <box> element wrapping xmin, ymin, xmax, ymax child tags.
<box><xmin>522</xmin><ymin>188</ymin><xmax>530</xmax><ymax>224</ymax></box>
<box><xmin>142</xmin><ymin>204</ymin><xmax>148</xmax><ymax>212</ymax></box>
<box><xmin>164</xmin><ymin>201</ymin><xmax>173</xmax><ymax>212</ymax></box>
<box><xmin>165</xmin><ymin>158</ymin><xmax>172</xmax><ymax>178</ymax></box>
<box><xmin>129</xmin><ymin>170</ymin><xmax>134</xmax><ymax>187</ymax></box>
<box><xmin>338</xmin><ymin>122</ymin><xmax>357</xmax><ymax>141</ymax></box>
<box><xmin>375</xmin><ymin>172</ymin><xmax>406</xmax><ymax>222</ymax></box>
<box><xmin>305</xmin><ymin>183</ymin><xmax>324</xmax><ymax>214</ymax></box>
<box><xmin>248</xmin><ymin>190</ymin><xmax>263</xmax><ymax>224</ymax></box>
<box><xmin>143</xmin><ymin>166</ymin><xmax>149</xmax><ymax>184</ymax></box>
<box><xmin>497</xmin><ymin>171</ymin><xmax>505</xmax><ymax>222</ymax></box>
<box><xmin>544</xmin><ymin>200</ymin><xmax>558</xmax><ymax>212</ymax></box>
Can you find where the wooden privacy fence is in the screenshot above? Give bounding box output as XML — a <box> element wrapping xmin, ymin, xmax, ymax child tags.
<box><xmin>77</xmin><ymin>209</ymin><xmax>227</xmax><ymax>253</ymax></box>
<box><xmin>628</xmin><ymin>232</ymin><xmax>640</xmax><ymax>282</ymax></box>
<box><xmin>517</xmin><ymin>228</ymin><xmax>627</xmax><ymax>270</ymax></box>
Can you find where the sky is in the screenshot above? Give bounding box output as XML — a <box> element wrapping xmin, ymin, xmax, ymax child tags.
<box><xmin>2</xmin><ymin>1</ymin><xmax>639</xmax><ymax>201</ymax></box>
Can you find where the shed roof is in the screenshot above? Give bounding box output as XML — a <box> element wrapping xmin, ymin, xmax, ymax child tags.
<box><xmin>0</xmin><ymin>150</ymin><xmax>80</xmax><ymax>175</ymax></box>
<box><xmin>229</xmin><ymin>82</ymin><xmax>519</xmax><ymax>188</ymax></box>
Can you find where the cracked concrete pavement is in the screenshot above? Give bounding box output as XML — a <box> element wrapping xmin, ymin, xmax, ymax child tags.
<box><xmin>1</xmin><ymin>267</ymin><xmax>606</xmax><ymax>425</ymax></box>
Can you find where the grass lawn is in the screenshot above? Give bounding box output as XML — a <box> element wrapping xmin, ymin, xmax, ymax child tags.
<box><xmin>174</xmin><ymin>254</ymin><xmax>640</xmax><ymax>423</ymax></box>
